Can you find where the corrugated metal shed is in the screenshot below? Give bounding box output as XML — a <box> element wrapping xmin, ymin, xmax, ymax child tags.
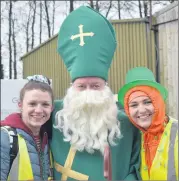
<box><xmin>22</xmin><ymin>35</ymin><xmax>70</xmax><ymax>99</ymax></box>
<box><xmin>153</xmin><ymin>1</ymin><xmax>178</xmax><ymax>119</ymax></box>
<box><xmin>21</xmin><ymin>18</ymin><xmax>156</xmax><ymax>100</ymax></box>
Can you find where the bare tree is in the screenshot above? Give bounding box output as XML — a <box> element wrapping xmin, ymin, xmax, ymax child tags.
<box><xmin>69</xmin><ymin>0</ymin><xmax>74</xmax><ymax>12</ymax></box>
<box><xmin>138</xmin><ymin>0</ymin><xmax>143</xmax><ymax>18</ymax></box>
<box><xmin>117</xmin><ymin>0</ymin><xmax>121</xmax><ymax>19</ymax></box>
<box><xmin>89</xmin><ymin>0</ymin><xmax>94</xmax><ymax>9</ymax></box>
<box><xmin>31</xmin><ymin>0</ymin><xmax>36</xmax><ymax>49</ymax></box>
<box><xmin>96</xmin><ymin>0</ymin><xmax>100</xmax><ymax>12</ymax></box>
<box><xmin>8</xmin><ymin>0</ymin><xmax>13</xmax><ymax>79</ymax></box>
<box><xmin>169</xmin><ymin>0</ymin><xmax>175</xmax><ymax>3</ymax></box>
<box><xmin>105</xmin><ymin>0</ymin><xmax>113</xmax><ymax>18</ymax></box>
<box><xmin>143</xmin><ymin>0</ymin><xmax>148</xmax><ymax>17</ymax></box>
<box><xmin>20</xmin><ymin>1</ymin><xmax>33</xmax><ymax>53</ymax></box>
<box><xmin>39</xmin><ymin>1</ymin><xmax>42</xmax><ymax>44</ymax></box>
<box><xmin>25</xmin><ymin>5</ymin><xmax>32</xmax><ymax>52</ymax></box>
<box><xmin>0</xmin><ymin>64</ymin><xmax>4</xmax><ymax>79</ymax></box>
<box><xmin>44</xmin><ymin>0</ymin><xmax>51</xmax><ymax>38</ymax></box>
<box><xmin>120</xmin><ymin>1</ymin><xmax>137</xmax><ymax>18</ymax></box>
<box><xmin>0</xmin><ymin>30</ymin><xmax>2</xmax><ymax>71</ymax></box>
<box><xmin>52</xmin><ymin>0</ymin><xmax>55</xmax><ymax>36</ymax></box>
<box><xmin>12</xmin><ymin>18</ymin><xmax>17</xmax><ymax>79</ymax></box>
<box><xmin>88</xmin><ymin>0</ymin><xmax>99</xmax><ymax>12</ymax></box>
<box><xmin>0</xmin><ymin>38</ymin><xmax>3</xmax><ymax>79</ymax></box>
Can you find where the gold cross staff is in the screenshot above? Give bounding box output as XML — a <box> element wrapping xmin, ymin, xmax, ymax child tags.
<box><xmin>54</xmin><ymin>146</ymin><xmax>89</xmax><ymax>180</ymax></box>
<box><xmin>71</xmin><ymin>24</ymin><xmax>94</xmax><ymax>46</ymax></box>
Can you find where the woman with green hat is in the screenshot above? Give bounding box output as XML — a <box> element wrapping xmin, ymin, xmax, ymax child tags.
<box><xmin>118</xmin><ymin>67</ymin><xmax>178</xmax><ymax>180</ymax></box>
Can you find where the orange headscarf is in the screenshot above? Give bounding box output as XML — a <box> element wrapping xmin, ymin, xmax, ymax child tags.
<box><xmin>124</xmin><ymin>85</ymin><xmax>167</xmax><ymax>171</ymax></box>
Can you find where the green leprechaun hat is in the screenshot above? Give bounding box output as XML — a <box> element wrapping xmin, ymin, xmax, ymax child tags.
<box><xmin>118</xmin><ymin>67</ymin><xmax>168</xmax><ymax>106</ymax></box>
<box><xmin>57</xmin><ymin>6</ymin><xmax>117</xmax><ymax>82</ymax></box>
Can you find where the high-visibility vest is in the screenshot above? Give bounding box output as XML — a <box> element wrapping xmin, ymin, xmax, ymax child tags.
<box><xmin>140</xmin><ymin>119</ymin><xmax>178</xmax><ymax>180</ymax></box>
<box><xmin>8</xmin><ymin>134</ymin><xmax>53</xmax><ymax>180</ymax></box>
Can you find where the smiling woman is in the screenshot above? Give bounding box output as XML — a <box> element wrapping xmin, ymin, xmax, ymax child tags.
<box><xmin>19</xmin><ymin>89</ymin><xmax>53</xmax><ymax>136</ymax></box>
<box><xmin>0</xmin><ymin>75</ymin><xmax>54</xmax><ymax>180</ymax></box>
<box><xmin>128</xmin><ymin>94</ymin><xmax>154</xmax><ymax>130</ymax></box>
<box><xmin>118</xmin><ymin>67</ymin><xmax>178</xmax><ymax>181</ymax></box>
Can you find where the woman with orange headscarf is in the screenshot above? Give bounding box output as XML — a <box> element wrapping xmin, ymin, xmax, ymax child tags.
<box><xmin>118</xmin><ymin>67</ymin><xmax>178</xmax><ymax>180</ymax></box>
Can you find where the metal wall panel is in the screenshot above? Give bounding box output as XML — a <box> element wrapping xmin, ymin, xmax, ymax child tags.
<box><xmin>154</xmin><ymin>2</ymin><xmax>178</xmax><ymax>119</ymax></box>
<box><xmin>23</xmin><ymin>36</ymin><xmax>70</xmax><ymax>99</ymax></box>
<box><xmin>108</xmin><ymin>19</ymin><xmax>156</xmax><ymax>93</ymax></box>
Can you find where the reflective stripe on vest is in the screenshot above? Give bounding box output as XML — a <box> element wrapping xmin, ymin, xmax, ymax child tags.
<box><xmin>48</xmin><ymin>149</ymin><xmax>53</xmax><ymax>180</ymax></box>
<box><xmin>8</xmin><ymin>134</ymin><xmax>33</xmax><ymax>180</ymax></box>
<box><xmin>167</xmin><ymin>121</ymin><xmax>178</xmax><ymax>181</ymax></box>
<box><xmin>140</xmin><ymin>120</ymin><xmax>178</xmax><ymax>180</ymax></box>
<box><xmin>7</xmin><ymin>134</ymin><xmax>54</xmax><ymax>180</ymax></box>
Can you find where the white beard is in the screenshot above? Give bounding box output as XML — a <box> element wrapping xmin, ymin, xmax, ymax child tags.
<box><xmin>54</xmin><ymin>86</ymin><xmax>121</xmax><ymax>154</ymax></box>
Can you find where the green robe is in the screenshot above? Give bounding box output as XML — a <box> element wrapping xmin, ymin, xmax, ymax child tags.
<box><xmin>50</xmin><ymin>100</ymin><xmax>141</xmax><ymax>180</ymax></box>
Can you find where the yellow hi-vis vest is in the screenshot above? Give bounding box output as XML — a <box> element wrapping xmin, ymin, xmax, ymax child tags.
<box><xmin>141</xmin><ymin>119</ymin><xmax>178</xmax><ymax>180</ymax></box>
<box><xmin>8</xmin><ymin>134</ymin><xmax>53</xmax><ymax>180</ymax></box>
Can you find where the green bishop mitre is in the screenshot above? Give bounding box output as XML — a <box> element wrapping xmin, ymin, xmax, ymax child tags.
<box><xmin>57</xmin><ymin>6</ymin><xmax>117</xmax><ymax>81</ymax></box>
